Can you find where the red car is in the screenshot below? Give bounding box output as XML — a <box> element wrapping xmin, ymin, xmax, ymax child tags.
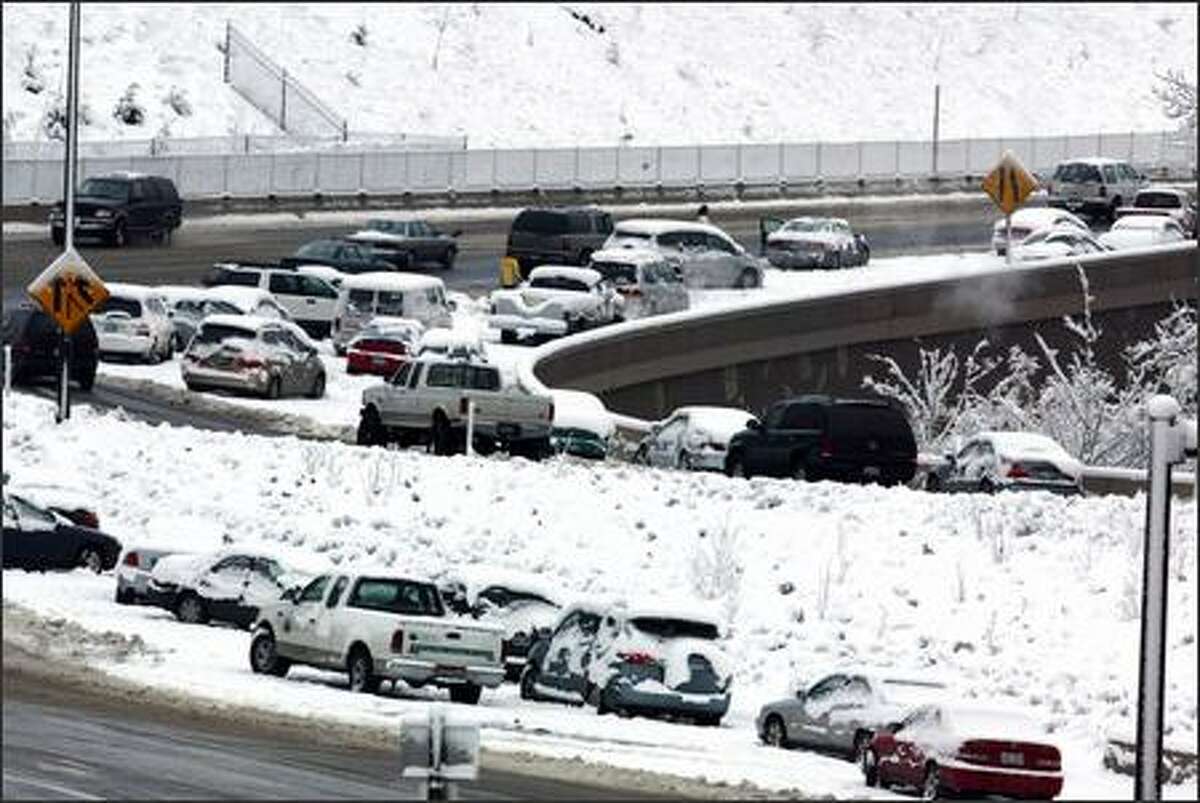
<box><xmin>345</xmin><ymin>321</ymin><xmax>422</xmax><ymax>377</ymax></box>
<box><xmin>862</xmin><ymin>703</ymin><xmax>1063</xmax><ymax>800</ymax></box>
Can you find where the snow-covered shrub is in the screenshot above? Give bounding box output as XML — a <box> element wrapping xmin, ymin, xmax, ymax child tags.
<box><xmin>20</xmin><ymin>47</ymin><xmax>45</xmax><ymax>95</ymax></box>
<box><xmin>1153</xmin><ymin>67</ymin><xmax>1197</xmax><ymax>132</ymax></box>
<box><xmin>112</xmin><ymin>83</ymin><xmax>145</xmax><ymax>126</ymax></box>
<box><xmin>41</xmin><ymin>95</ymin><xmax>93</xmax><ymax>141</ymax></box>
<box><xmin>688</xmin><ymin>520</ymin><xmax>743</xmax><ymax>625</ymax></box>
<box><xmin>360</xmin><ymin>450</ymin><xmax>398</xmax><ymax>507</ymax></box>
<box><xmin>162</xmin><ymin>86</ymin><xmax>192</xmax><ymax>118</ymax></box>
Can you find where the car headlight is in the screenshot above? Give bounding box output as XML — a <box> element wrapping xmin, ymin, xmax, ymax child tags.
<box><xmin>94</xmin><ymin>209</ymin><xmax>113</xmax><ymax>219</ymax></box>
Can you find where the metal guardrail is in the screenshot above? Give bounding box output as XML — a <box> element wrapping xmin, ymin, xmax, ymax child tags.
<box><xmin>3</xmin><ymin>130</ymin><xmax>1194</xmax><ymax>205</ymax></box>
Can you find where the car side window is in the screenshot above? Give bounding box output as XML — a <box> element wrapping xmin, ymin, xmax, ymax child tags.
<box><xmin>212</xmin><ymin>555</ymin><xmax>251</xmax><ymax>573</ymax></box>
<box><xmin>300</xmin><ymin>275</ymin><xmax>337</xmax><ymax>298</ymax></box>
<box><xmin>553</xmin><ymin>611</ymin><xmax>581</xmax><ymax>637</ymax></box>
<box><xmin>261</xmin><ymin>329</ymin><xmax>286</xmax><ymax>348</ymax></box>
<box><xmin>298</xmin><ymin>575</ymin><xmax>331</xmax><ymax>603</ymax></box>
<box><xmin>657</xmin><ymin>417</ymin><xmax>685</xmax><ymax>441</ymax></box>
<box><xmin>706</xmin><ymin>233</ymin><xmax>737</xmax><ymax>254</ymax></box>
<box><xmin>390</xmin><ymin>363</ymin><xmax>412</xmax><ymax>386</ymax></box>
<box><xmin>764</xmin><ymin>402</ymin><xmax>788</xmax><ymax>429</ymax></box>
<box><xmin>326</xmin><ymin>576</ymin><xmax>350</xmax><ymax>608</ymax></box>
<box><xmin>807</xmin><ymin>674</ymin><xmax>848</xmax><ymax>701</ymax></box>
<box><xmin>269</xmin><ymin>273</ymin><xmax>300</xmax><ymax>295</ymax></box>
<box><xmin>129</xmin><ymin>180</ymin><xmax>146</xmax><ymax>202</ymax></box>
<box><xmin>781</xmin><ymin>404</ymin><xmax>822</xmax><ymax>429</ymax></box>
<box><xmin>410</xmin><ymin>221</ymin><xmax>430</xmax><ymax>236</ymax></box>
<box><xmin>658</xmin><ymin>231</ymin><xmax>688</xmax><ymax>250</ymax></box>
<box><xmin>407</xmin><ymin>363</ymin><xmax>424</xmax><ymax>389</ymax></box>
<box><xmin>1102</xmin><ymin>165</ymin><xmax>1118</xmax><ymax>184</ymax></box>
<box><xmin>147</xmin><ymin>297</ymin><xmax>168</xmax><ymax>317</ymax></box>
<box><xmin>427</xmin><ymin>363</ymin><xmax>465</xmax><ymax>388</ymax></box>
<box><xmin>579</xmin><ymin>612</ymin><xmax>601</xmax><ymax>636</ymax></box>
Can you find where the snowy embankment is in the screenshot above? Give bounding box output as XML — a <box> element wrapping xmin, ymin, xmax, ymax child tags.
<box><xmin>2</xmin><ymin>388</ymin><xmax>1196</xmax><ymax>799</ymax></box>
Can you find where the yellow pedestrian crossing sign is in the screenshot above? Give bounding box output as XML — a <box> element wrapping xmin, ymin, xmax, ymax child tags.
<box><xmin>26</xmin><ymin>247</ymin><xmax>110</xmax><ymax>334</ymax></box>
<box><xmin>982</xmin><ymin>151</ymin><xmax>1038</xmax><ymax>216</ymax></box>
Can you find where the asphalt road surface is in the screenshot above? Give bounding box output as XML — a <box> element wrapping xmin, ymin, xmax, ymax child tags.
<box><xmin>2</xmin><ymin>668</ymin><xmax>658</xmax><ymax>800</ymax></box>
<box><xmin>2</xmin><ymin>198</ymin><xmax>1001</xmax><ymax>307</ymax></box>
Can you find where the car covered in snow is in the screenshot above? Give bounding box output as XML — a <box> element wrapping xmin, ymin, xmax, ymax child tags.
<box><xmin>520</xmin><ymin>598</ymin><xmax>733</xmax><ymax>726</ymax></box>
<box><xmin>157</xmin><ymin>285</ymin><xmax>246</xmax><ymax>351</ymax></box>
<box><xmin>602</xmin><ymin>219</ymin><xmax>764</xmax><ymax>289</ymax></box>
<box><xmin>116</xmin><ymin>545</ymin><xmax>183</xmax><ymax>605</ymax></box>
<box><xmin>548</xmin><ymin>389</ymin><xmax>614</xmax><ymax>461</ymax></box>
<box><xmin>989</xmin><ymin>207</ymin><xmax>1089</xmax><ymax>256</ymax></box>
<box><xmin>343</xmin><ymin>218</ymin><xmax>461</xmax><ymax>270</ymax></box>
<box><xmin>203</xmin><ymin>284</ymin><xmax>293</xmax><ymax>322</ymax></box>
<box><xmin>90</xmin><ymin>282</ymin><xmax>176</xmax><ymax>364</ymax></box>
<box><xmin>147</xmin><ymin>549</ymin><xmax>309</xmax><ymax>629</ymax></box>
<box><xmin>1011</xmin><ymin>225</ymin><xmax>1111</xmax><ymax>262</ymax></box>
<box><xmin>2</xmin><ymin>473</ymin><xmax>100</xmax><ymax>530</ymax></box>
<box><xmin>587</xmin><ymin>247</ymin><xmax>689</xmax><ymax>319</ymax></box>
<box><xmin>760</xmin><ymin>216</ymin><xmax>870</xmax><ymax>269</ymax></box>
<box><xmin>249</xmin><ymin>571</ymin><xmax>505</xmax><ymax>704</ymax></box>
<box><xmin>1097</xmin><ymin>214</ymin><xmax>1187</xmax><ymax>250</ymax></box>
<box><xmin>332</xmin><ymin>272</ymin><xmax>453</xmax><ymax>356</ymax></box>
<box><xmin>925</xmin><ymin>431</ymin><xmax>1084</xmax><ymax>495</ymax></box>
<box><xmin>439</xmin><ymin>567</ymin><xmax>563</xmax><ymax>681</ymax></box>
<box><xmin>635</xmin><ymin>406</ymin><xmax>758</xmax><ymax>472</ymax></box>
<box><xmin>345</xmin><ymin>316</ymin><xmax>425</xmax><ymax>377</ymax></box>
<box><xmin>2</xmin><ymin>491</ymin><xmax>121</xmax><ymax>573</ymax></box>
<box><xmin>756</xmin><ymin>671</ymin><xmax>949</xmax><ymax>760</ymax></box>
<box><xmin>1114</xmin><ymin>187</ymin><xmax>1197</xmax><ymax>238</ymax></box>
<box><xmin>861</xmin><ymin>703</ymin><xmax>1064</xmax><ymax>799</ymax></box>
<box><xmin>1045</xmin><ymin>156</ymin><xmax>1146</xmax><ymax>222</ymax></box>
<box><xmin>181</xmin><ymin>315</ymin><xmax>326</xmax><ymax>399</ymax></box>
<box><xmin>489</xmin><ymin>265</ymin><xmax>623</xmax><ymax>344</ymax></box>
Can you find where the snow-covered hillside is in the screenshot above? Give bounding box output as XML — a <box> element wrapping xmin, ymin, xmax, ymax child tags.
<box><xmin>2</xmin><ymin>3</ymin><xmax>1196</xmax><ymax>148</ymax></box>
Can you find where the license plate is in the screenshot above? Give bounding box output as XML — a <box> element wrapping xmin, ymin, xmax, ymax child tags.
<box><xmin>863</xmin><ymin>466</ymin><xmax>881</xmax><ymax>478</ymax></box>
<box><xmin>1000</xmin><ymin>751</ymin><xmax>1024</xmax><ymax>767</ymax></box>
<box><xmin>371</xmin><ymin>355</ymin><xmax>388</xmax><ymax>366</ymax></box>
<box><xmin>497</xmin><ymin>423</ymin><xmax>519</xmax><ymax>437</ymax></box>
<box><xmin>103</xmin><ymin>322</ymin><xmax>120</xmax><ymax>333</ymax></box>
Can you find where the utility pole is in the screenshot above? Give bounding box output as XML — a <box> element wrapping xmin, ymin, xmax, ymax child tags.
<box><xmin>932</xmin><ymin>84</ymin><xmax>941</xmax><ymax>176</ymax></box>
<box><xmin>57</xmin><ymin>1</ymin><xmax>81</xmax><ymax>424</ymax></box>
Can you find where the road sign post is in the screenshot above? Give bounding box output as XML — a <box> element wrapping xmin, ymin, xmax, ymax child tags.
<box><xmin>399</xmin><ymin>706</ymin><xmax>480</xmax><ymax>801</ymax></box>
<box><xmin>1135</xmin><ymin>396</ymin><xmax>1198</xmax><ymax>801</ymax></box>
<box><xmin>52</xmin><ymin>2</ymin><xmax>83</xmax><ymax>423</ymax></box>
<box><xmin>981</xmin><ymin>150</ymin><xmax>1038</xmax><ymax>266</ymax></box>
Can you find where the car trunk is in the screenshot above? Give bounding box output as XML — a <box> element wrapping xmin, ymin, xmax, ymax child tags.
<box><xmin>391</xmin><ymin>617</ymin><xmax>501</xmax><ymax>668</ymax></box>
<box><xmin>828</xmin><ymin>405</ymin><xmax>915</xmax><ymax>467</ymax></box>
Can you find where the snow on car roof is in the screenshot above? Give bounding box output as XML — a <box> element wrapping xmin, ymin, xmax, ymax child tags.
<box><xmin>589</xmin><ymin>247</ymin><xmax>665</xmax><ymax>265</ymax></box>
<box><xmin>978</xmin><ymin>431</ymin><xmax>1072</xmax><ymax>457</ymax></box>
<box><xmin>340</xmin><ymin>272</ymin><xmax>445</xmax><ymax>291</ymax></box>
<box><xmin>550</xmin><ymin>388</ymin><xmax>614</xmax><ymax>437</ymax></box>
<box><xmin>673</xmin><ymin>406</ymin><xmax>757</xmax><ymax>435</ymax></box>
<box><xmin>1112</xmin><ymin>215</ymin><xmax>1173</xmax><ymax>230</ymax></box>
<box><xmin>1001</xmin><ymin>207</ymin><xmax>1082</xmax><ymax>227</ymax></box>
<box><xmin>205</xmin><ymin>285</ymin><xmax>275</xmax><ymax>306</ymax></box>
<box><xmin>440</xmin><ymin>565</ymin><xmax>562</xmax><ymax>603</ymax></box>
<box><xmin>528</xmin><ymin>265</ymin><xmax>603</xmax><ymax>285</ymax></box>
<box><xmin>104</xmin><ymin>281</ymin><xmax>167</xmax><ymax>301</ymax></box>
<box><xmin>613</xmin><ymin>218</ymin><xmax>728</xmax><ymax>237</ymax></box>
<box><xmin>612</xmin><ymin>597</ymin><xmax>723</xmax><ymax>629</ymax></box>
<box><xmin>156</xmin><ymin>285</ymin><xmax>218</xmax><ymax>304</ymax></box>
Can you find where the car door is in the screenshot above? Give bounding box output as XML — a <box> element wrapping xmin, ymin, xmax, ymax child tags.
<box><xmin>539</xmin><ymin>610</ymin><xmax>600</xmax><ymax>699</ymax></box>
<box><xmin>297</xmin><ymin>274</ymin><xmax>339</xmax><ymax>330</ymax></box>
<box><xmin>240</xmin><ymin>558</ymin><xmax>289</xmax><ymax>626</ymax></box>
<box><xmin>4</xmin><ymin>495</ymin><xmax>54</xmax><ymax>567</ymax></box>
<box><xmin>765</xmin><ymin>402</ymin><xmax>821</xmax><ymax>476</ymax></box>
<box><xmin>258</xmin><ymin>327</ymin><xmax>296</xmax><ymax>392</ymax></box>
<box><xmin>824</xmin><ymin>675</ymin><xmax>874</xmax><ymax>754</ymax></box>
<box><xmin>276</xmin><ymin>574</ymin><xmax>332</xmax><ymax>661</ymax></box>
<box><xmin>376</xmin><ymin>362</ymin><xmax>413</xmax><ymax>426</ymax></box>
<box><xmin>309</xmin><ymin>574</ymin><xmax>351</xmax><ymax>657</ymax></box>
<box><xmin>741</xmin><ymin>402</ymin><xmax>785</xmax><ymax>475</ymax></box>
<box><xmin>796</xmin><ymin>674</ymin><xmax>850</xmax><ymax>749</ymax></box>
<box><xmin>705</xmin><ymin>232</ymin><xmax>744</xmax><ymax>286</ymax></box>
<box><xmin>408</xmin><ymin>220</ymin><xmax>439</xmax><ymax>263</ymax></box>
<box><xmin>280</xmin><ymin>329</ymin><xmax>318</xmax><ymax>394</ymax></box>
<box><xmin>267</xmin><ymin>272</ymin><xmax>309</xmax><ymax>322</ymax></box>
<box><xmin>200</xmin><ymin>555</ymin><xmax>253</xmax><ymax>622</ymax></box>
<box><xmin>651</xmin><ymin>416</ymin><xmax>685</xmax><ymax>467</ymax></box>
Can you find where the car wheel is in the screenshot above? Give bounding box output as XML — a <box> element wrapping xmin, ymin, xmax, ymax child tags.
<box><xmin>356</xmin><ymin>406</ymin><xmax>387</xmax><ymax>447</ymax></box>
<box><xmin>925</xmin><ymin>474</ymin><xmax>942</xmax><ymax>493</ymax></box>
<box><xmin>790</xmin><ymin>459</ymin><xmax>809</xmax><ymax>481</ymax></box>
<box><xmin>763</xmin><ymin>715</ymin><xmax>788</xmax><ymax>748</ymax></box>
<box><xmin>861</xmin><ymin>747</ymin><xmax>880</xmax><ymax>787</ymax></box>
<box><xmin>347</xmin><ymin>647</ymin><xmax>381</xmax><ymax>694</ymax></box>
<box><xmin>249</xmin><ymin>630</ymin><xmax>291</xmax><ymax>677</ymax></box>
<box><xmin>586</xmin><ymin>682</ymin><xmax>613</xmax><ymax>715</ymax></box>
<box><xmin>78</xmin><ymin>547</ymin><xmax>104</xmax><ymax>574</ymax></box>
<box><xmin>175</xmin><ymin>593</ymin><xmax>209</xmax><ymax>625</ymax></box>
<box><xmin>695</xmin><ymin>714</ymin><xmax>722</xmax><ymax>727</ymax></box>
<box><xmin>265</xmin><ymin>375</ymin><xmax>282</xmax><ymax>400</ymax></box>
<box><xmin>851</xmin><ymin>730</ymin><xmax>873</xmax><ymax>763</ymax></box>
<box><xmin>677</xmin><ymin>451</ymin><xmax>693</xmax><ymax>471</ymax></box>
<box><xmin>115</xmin><ymin>585</ymin><xmax>134</xmax><ymax>604</ymax></box>
<box><xmin>77</xmin><ymin>371</ymin><xmax>96</xmax><ymax>392</ymax></box>
<box><xmin>111</xmin><ymin>220</ymin><xmax>128</xmax><ymax>248</ymax></box>
<box><xmin>448</xmin><ymin>683</ymin><xmax>482</xmax><ymax>705</ymax></box>
<box><xmin>736</xmin><ymin>268</ymin><xmax>760</xmax><ymax>289</ymax></box>
<box><xmin>500</xmin><ymin>329</ymin><xmax>517</xmax><ymax>345</ymax></box>
<box><xmin>834</xmin><ymin>251</ymin><xmax>843</xmax><ymax>270</ymax></box>
<box><xmin>519</xmin><ymin>663</ymin><xmax>540</xmax><ymax>700</ymax></box>
<box><xmin>725</xmin><ymin>453</ymin><xmax>751</xmax><ymax>479</ymax></box>
<box><xmin>922</xmin><ymin>764</ymin><xmax>942</xmax><ymax>800</ymax></box>
<box><xmin>979</xmin><ymin>478</ymin><xmax>996</xmax><ymax>494</ymax></box>
<box><xmin>633</xmin><ymin>445</ymin><xmax>649</xmax><ymax>466</ymax></box>
<box><xmin>431</xmin><ymin>414</ymin><xmax>456</xmax><ymax>456</ymax></box>
<box><xmin>307</xmin><ymin>372</ymin><xmax>325</xmax><ymax>399</ymax></box>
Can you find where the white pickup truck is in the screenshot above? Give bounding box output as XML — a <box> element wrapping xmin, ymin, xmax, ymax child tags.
<box><xmin>356</xmin><ymin>354</ymin><xmax>555</xmax><ymax>459</ymax></box>
<box><xmin>489</xmin><ymin>265</ymin><xmax>623</xmax><ymax>344</ymax></box>
<box><xmin>249</xmin><ymin>572</ymin><xmax>505</xmax><ymax>704</ymax></box>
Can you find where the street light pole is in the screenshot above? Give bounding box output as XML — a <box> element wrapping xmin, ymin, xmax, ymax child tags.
<box><xmin>56</xmin><ymin>0</ymin><xmax>81</xmax><ymax>424</ymax></box>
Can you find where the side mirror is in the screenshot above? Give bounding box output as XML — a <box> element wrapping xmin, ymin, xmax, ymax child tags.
<box><xmin>747</xmin><ymin>420</ymin><xmax>763</xmax><ymax>432</ymax></box>
<box><xmin>795</xmin><ymin>688</ymin><xmax>807</xmax><ymax>700</ymax></box>
<box><xmin>447</xmin><ymin>299</ymin><xmax>458</xmax><ymax>312</ymax></box>
<box><xmin>280</xmin><ymin>587</ymin><xmax>297</xmax><ymax>602</ymax></box>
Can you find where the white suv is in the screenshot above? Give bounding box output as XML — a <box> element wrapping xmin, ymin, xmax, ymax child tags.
<box><xmin>203</xmin><ymin>263</ymin><xmax>339</xmax><ymax>339</ymax></box>
<box><xmin>1045</xmin><ymin>157</ymin><xmax>1146</xmax><ymax>222</ymax></box>
<box><xmin>602</xmin><ymin>219</ymin><xmax>764</xmax><ymax>289</ymax></box>
<box><xmin>89</xmin><ymin>282</ymin><xmax>175</xmax><ymax>363</ymax></box>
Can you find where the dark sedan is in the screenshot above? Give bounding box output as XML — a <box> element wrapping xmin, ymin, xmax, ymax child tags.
<box><xmin>2</xmin><ymin>493</ymin><xmax>121</xmax><ymax>573</ymax></box>
<box><xmin>1</xmin><ymin>303</ymin><xmax>99</xmax><ymax>392</ymax></box>
<box><xmin>343</xmin><ymin>219</ymin><xmax>461</xmax><ymax>270</ymax></box>
<box><xmin>278</xmin><ymin>239</ymin><xmax>397</xmax><ymax>274</ymax></box>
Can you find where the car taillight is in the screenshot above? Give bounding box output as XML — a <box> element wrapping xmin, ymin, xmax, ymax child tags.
<box><xmin>619</xmin><ymin>287</ymin><xmax>642</xmax><ymax>297</ymax></box>
<box><xmin>819</xmin><ymin>435</ymin><xmax>835</xmax><ymax>458</ymax></box>
<box><xmin>618</xmin><ymin>651</ymin><xmax>659</xmax><ymax>666</ymax></box>
<box><xmin>78</xmin><ymin>510</ymin><xmax>99</xmax><ymax>529</ymax></box>
<box><xmin>123</xmin><ymin>551</ymin><xmax>139</xmax><ymax>567</ymax></box>
<box><xmin>1007</xmin><ymin>463</ymin><xmax>1029</xmax><ymax>479</ymax></box>
<box><xmin>547</xmin><ymin>402</ymin><xmax>555</xmax><ymax>422</ymax></box>
<box><xmin>134</xmin><ymin>324</ymin><xmax>151</xmax><ymax>336</ymax></box>
<box><xmin>391</xmin><ymin>629</ymin><xmax>405</xmax><ymax>653</ymax></box>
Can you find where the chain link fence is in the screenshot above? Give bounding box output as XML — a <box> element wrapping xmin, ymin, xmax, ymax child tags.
<box><xmin>4</xmin><ymin>130</ymin><xmax>1194</xmax><ymax>204</ymax></box>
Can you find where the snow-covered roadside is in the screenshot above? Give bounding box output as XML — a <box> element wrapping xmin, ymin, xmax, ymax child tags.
<box><xmin>2</xmin><ymin>390</ymin><xmax>1196</xmax><ymax>798</ymax></box>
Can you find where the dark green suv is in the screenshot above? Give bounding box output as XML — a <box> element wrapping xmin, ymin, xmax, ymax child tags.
<box><xmin>724</xmin><ymin>395</ymin><xmax>916</xmax><ymax>485</ymax></box>
<box><xmin>49</xmin><ymin>172</ymin><xmax>182</xmax><ymax>247</ymax></box>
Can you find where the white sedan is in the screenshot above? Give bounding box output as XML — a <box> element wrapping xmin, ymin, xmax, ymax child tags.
<box><xmin>926</xmin><ymin>431</ymin><xmax>1084</xmax><ymax>495</ymax></box>
<box><xmin>1012</xmin><ymin>225</ymin><xmax>1111</xmax><ymax>262</ymax></box>
<box><xmin>1097</xmin><ymin>215</ymin><xmax>1187</xmax><ymax>250</ymax></box>
<box><xmin>991</xmin><ymin>207</ymin><xmax>1088</xmax><ymax>255</ymax></box>
<box><xmin>489</xmin><ymin>265</ymin><xmax>623</xmax><ymax>344</ymax></box>
<box><xmin>635</xmin><ymin>405</ymin><xmax>759</xmax><ymax>471</ymax></box>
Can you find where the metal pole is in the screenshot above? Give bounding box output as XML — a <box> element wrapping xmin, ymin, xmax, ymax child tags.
<box><xmin>58</xmin><ymin>1</ymin><xmax>81</xmax><ymax>424</ymax></box>
<box><xmin>4</xmin><ymin>345</ymin><xmax>12</xmax><ymax>395</ymax></box>
<box><xmin>465</xmin><ymin>399</ymin><xmax>475</xmax><ymax>457</ymax></box>
<box><xmin>280</xmin><ymin>69</ymin><xmax>288</xmax><ymax>132</ymax></box>
<box><xmin>1004</xmin><ymin>213</ymin><xmax>1012</xmax><ymax>267</ymax></box>
<box><xmin>932</xmin><ymin>84</ymin><xmax>941</xmax><ymax>175</ymax></box>
<box><xmin>1134</xmin><ymin>399</ymin><xmax>1178</xmax><ymax>801</ymax></box>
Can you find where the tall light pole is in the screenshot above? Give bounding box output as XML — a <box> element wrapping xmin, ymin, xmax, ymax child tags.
<box><xmin>56</xmin><ymin>1</ymin><xmax>81</xmax><ymax>424</ymax></box>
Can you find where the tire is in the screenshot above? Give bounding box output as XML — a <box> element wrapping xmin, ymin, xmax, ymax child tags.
<box><xmin>577</xmin><ymin>248</ymin><xmax>594</xmax><ymax>267</ymax></box>
<box><xmin>861</xmin><ymin>747</ymin><xmax>880</xmax><ymax>787</ymax></box>
<box><xmin>791</xmin><ymin>459</ymin><xmax>809</xmax><ymax>482</ymax></box>
<box><xmin>979</xmin><ymin>478</ymin><xmax>996</xmax><ymax>495</ymax></box>
<box><xmin>431</xmin><ymin>414</ymin><xmax>457</xmax><ymax>456</ymax></box>
<box><xmin>265</xmin><ymin>375</ymin><xmax>282</xmax><ymax>400</ymax></box>
<box><xmin>115</xmin><ymin>585</ymin><xmax>134</xmax><ymax>604</ymax></box>
<box><xmin>922</xmin><ymin>764</ymin><xmax>942</xmax><ymax>800</ymax></box>
<box><xmin>145</xmin><ymin>342</ymin><xmax>162</xmax><ymax>365</ymax></box>
<box><xmin>347</xmin><ymin>647</ymin><xmax>381</xmax><ymax>694</ymax></box>
<box><xmin>696</xmin><ymin>714</ymin><xmax>722</xmax><ymax>727</ymax></box>
<box><xmin>448</xmin><ymin>683</ymin><xmax>482</xmax><ymax>705</ymax></box>
<box><xmin>677</xmin><ymin>451</ymin><xmax>693</xmax><ymax>471</ymax></box>
<box><xmin>519</xmin><ymin>664</ymin><xmax>540</xmax><ymax>700</ymax></box>
<box><xmin>833</xmin><ymin>251</ymin><xmax>843</xmax><ymax>270</ymax></box>
<box><xmin>725</xmin><ymin>453</ymin><xmax>751</xmax><ymax>479</ymax></box>
<box><xmin>586</xmin><ymin>682</ymin><xmax>613</xmax><ymax>715</ymax></box>
<box><xmin>925</xmin><ymin>474</ymin><xmax>943</xmax><ymax>493</ymax></box>
<box><xmin>307</xmin><ymin>372</ymin><xmax>325</xmax><ymax>399</ymax></box>
<box><xmin>249</xmin><ymin>630</ymin><xmax>291</xmax><ymax>677</ymax></box>
<box><xmin>763</xmin><ymin>715</ymin><xmax>788</xmax><ymax>748</ymax></box>
<box><xmin>523</xmin><ymin>437</ymin><xmax>552</xmax><ymax>462</ymax></box>
<box><xmin>111</xmin><ymin>220</ymin><xmax>128</xmax><ymax>248</ymax></box>
<box><xmin>78</xmin><ymin>547</ymin><xmax>104</xmax><ymax>574</ymax></box>
<box><xmin>851</xmin><ymin>730</ymin><xmax>872</xmax><ymax>763</ymax></box>
<box><xmin>736</xmin><ymin>268</ymin><xmax>760</xmax><ymax>289</ymax></box>
<box><xmin>633</xmin><ymin>445</ymin><xmax>649</xmax><ymax>466</ymax></box>
<box><xmin>356</xmin><ymin>406</ymin><xmax>386</xmax><ymax>447</ymax></box>
<box><xmin>175</xmin><ymin>592</ymin><xmax>209</xmax><ymax>625</ymax></box>
<box><xmin>77</xmin><ymin>371</ymin><xmax>96</xmax><ymax>392</ymax></box>
<box><xmin>500</xmin><ymin>329</ymin><xmax>518</xmax><ymax>345</ymax></box>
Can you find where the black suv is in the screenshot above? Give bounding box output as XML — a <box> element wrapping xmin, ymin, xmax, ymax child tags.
<box><xmin>724</xmin><ymin>395</ymin><xmax>916</xmax><ymax>485</ymax></box>
<box><xmin>1</xmin><ymin>303</ymin><xmax>99</xmax><ymax>391</ymax></box>
<box><xmin>504</xmin><ymin>207</ymin><xmax>614</xmax><ymax>284</ymax></box>
<box><xmin>49</xmin><ymin>172</ymin><xmax>182</xmax><ymax>247</ymax></box>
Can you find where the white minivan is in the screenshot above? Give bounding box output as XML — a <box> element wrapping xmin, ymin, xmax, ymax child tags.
<box><xmin>203</xmin><ymin>263</ymin><xmax>339</xmax><ymax>339</ymax></box>
<box><xmin>332</xmin><ymin>272</ymin><xmax>453</xmax><ymax>355</ymax></box>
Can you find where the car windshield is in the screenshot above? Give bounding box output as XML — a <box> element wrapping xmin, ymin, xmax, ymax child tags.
<box><xmin>1136</xmin><ymin>193</ymin><xmax>1182</xmax><ymax>209</ymax></box>
<box><xmin>94</xmin><ymin>296</ymin><xmax>142</xmax><ymax>318</ymax></box>
<box><xmin>630</xmin><ymin>616</ymin><xmax>719</xmax><ymax>640</ymax></box>
<box><xmin>530</xmin><ymin>275</ymin><xmax>591</xmax><ymax>292</ymax></box>
<box><xmin>78</xmin><ymin>178</ymin><xmax>130</xmax><ymax>200</ymax></box>
<box><xmin>590</xmin><ymin>261</ymin><xmax>638</xmax><ymax>285</ymax></box>
<box><xmin>781</xmin><ymin>219</ymin><xmax>831</xmax><ymax>233</ymax></box>
<box><xmin>195</xmin><ymin>323</ymin><xmax>257</xmax><ymax>345</ymax></box>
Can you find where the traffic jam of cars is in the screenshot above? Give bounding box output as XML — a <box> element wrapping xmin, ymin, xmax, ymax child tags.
<box><xmin>2</xmin><ymin>151</ymin><xmax>1196</xmax><ymax>800</ymax></box>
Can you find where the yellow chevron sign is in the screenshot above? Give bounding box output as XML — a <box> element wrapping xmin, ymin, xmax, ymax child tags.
<box><xmin>982</xmin><ymin>151</ymin><xmax>1038</xmax><ymax>216</ymax></box>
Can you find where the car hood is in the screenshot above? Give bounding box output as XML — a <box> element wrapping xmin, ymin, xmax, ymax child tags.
<box><xmin>54</xmin><ymin>195</ymin><xmax>124</xmax><ymax>211</ymax></box>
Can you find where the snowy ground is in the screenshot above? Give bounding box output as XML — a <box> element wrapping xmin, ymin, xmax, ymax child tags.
<box><xmin>3</xmin><ymin>3</ymin><xmax>1195</xmax><ymax>147</ymax></box>
<box><xmin>2</xmin><ymin>387</ymin><xmax>1196</xmax><ymax>799</ymax></box>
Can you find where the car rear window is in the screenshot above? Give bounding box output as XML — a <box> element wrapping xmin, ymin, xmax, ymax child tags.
<box><xmin>1053</xmin><ymin>163</ymin><xmax>1102</xmax><ymax>183</ymax></box>
<box><xmin>95</xmin><ymin>296</ymin><xmax>143</xmax><ymax>318</ymax></box>
<box><xmin>630</xmin><ymin>617</ymin><xmax>719</xmax><ymax>640</ymax></box>
<box><xmin>530</xmin><ymin>275</ymin><xmax>590</xmax><ymax>292</ymax></box>
<box><xmin>348</xmin><ymin>578</ymin><xmax>445</xmax><ymax>617</ymax></box>
<box><xmin>1135</xmin><ymin>192</ymin><xmax>1182</xmax><ymax>209</ymax></box>
<box><xmin>590</xmin><ymin>261</ymin><xmax>638</xmax><ymax>285</ymax></box>
<box><xmin>830</xmin><ymin>404</ymin><xmax>915</xmax><ymax>450</ymax></box>
<box><xmin>514</xmin><ymin>210</ymin><xmax>569</xmax><ymax>236</ymax></box>
<box><xmin>195</xmin><ymin>323</ymin><xmax>257</xmax><ymax>345</ymax></box>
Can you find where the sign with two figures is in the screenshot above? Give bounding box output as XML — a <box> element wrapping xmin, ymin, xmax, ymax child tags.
<box><xmin>27</xmin><ymin>247</ymin><xmax>109</xmax><ymax>333</ymax></box>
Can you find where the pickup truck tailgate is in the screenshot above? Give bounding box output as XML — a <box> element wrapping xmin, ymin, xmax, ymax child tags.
<box><xmin>468</xmin><ymin>391</ymin><xmax>553</xmax><ymax>427</ymax></box>
<box><xmin>397</xmin><ymin>619</ymin><xmax>503</xmax><ymax>668</ymax></box>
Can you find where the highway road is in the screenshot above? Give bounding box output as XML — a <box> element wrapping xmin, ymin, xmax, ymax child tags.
<box><xmin>2</xmin><ymin>196</ymin><xmax>1003</xmax><ymax>305</ymax></box>
<box><xmin>1</xmin><ymin>663</ymin><xmax>661</xmax><ymax>800</ymax></box>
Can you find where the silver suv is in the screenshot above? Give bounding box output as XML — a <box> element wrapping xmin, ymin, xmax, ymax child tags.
<box><xmin>1046</xmin><ymin>157</ymin><xmax>1146</xmax><ymax>222</ymax></box>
